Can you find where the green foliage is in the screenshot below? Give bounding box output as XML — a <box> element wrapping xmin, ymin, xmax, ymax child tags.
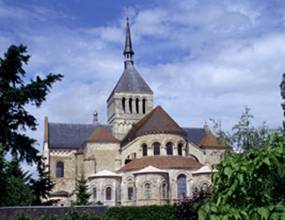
<box><xmin>280</xmin><ymin>73</ymin><xmax>285</xmax><ymax>131</ymax></box>
<box><xmin>1</xmin><ymin>159</ymin><xmax>33</xmax><ymax>206</ymax></box>
<box><xmin>211</xmin><ymin>107</ymin><xmax>275</xmax><ymax>151</ymax></box>
<box><xmin>105</xmin><ymin>205</ymin><xmax>174</xmax><ymax>220</ymax></box>
<box><xmin>30</xmin><ymin>158</ymin><xmax>55</xmax><ymax>205</ymax></box>
<box><xmin>174</xmin><ymin>190</ymin><xmax>209</xmax><ymax>220</ymax></box>
<box><xmin>74</xmin><ymin>174</ymin><xmax>91</xmax><ymax>205</ymax></box>
<box><xmin>0</xmin><ymin>44</ymin><xmax>63</xmax><ymax>206</ymax></box>
<box><xmin>199</xmin><ymin>133</ymin><xmax>285</xmax><ymax>219</ymax></box>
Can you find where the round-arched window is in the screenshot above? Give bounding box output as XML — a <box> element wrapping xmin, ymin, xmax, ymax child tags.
<box><xmin>106</xmin><ymin>187</ymin><xmax>112</xmax><ymax>200</ymax></box>
<box><xmin>144</xmin><ymin>183</ymin><xmax>151</xmax><ymax>199</ymax></box>
<box><xmin>178</xmin><ymin>142</ymin><xmax>183</xmax><ymax>156</ymax></box>
<box><xmin>153</xmin><ymin>142</ymin><xmax>160</xmax><ymax>155</ymax></box>
<box><xmin>56</xmin><ymin>161</ymin><xmax>64</xmax><ymax>178</ymax></box>
<box><xmin>177</xmin><ymin>174</ymin><xmax>186</xmax><ymax>198</ymax></box>
<box><xmin>166</xmin><ymin>142</ymin><xmax>173</xmax><ymax>155</ymax></box>
<box><xmin>142</xmin><ymin>144</ymin><xmax>148</xmax><ymax>156</ymax></box>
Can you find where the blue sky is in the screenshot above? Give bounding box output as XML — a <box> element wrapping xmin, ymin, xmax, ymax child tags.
<box><xmin>1</xmin><ymin>0</ymin><xmax>285</xmax><ymax>158</ymax></box>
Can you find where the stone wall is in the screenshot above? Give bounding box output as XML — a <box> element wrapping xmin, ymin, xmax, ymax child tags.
<box><xmin>0</xmin><ymin>206</ymin><xmax>107</xmax><ymax>220</ymax></box>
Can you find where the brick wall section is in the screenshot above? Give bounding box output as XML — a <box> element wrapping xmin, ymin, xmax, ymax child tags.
<box><xmin>0</xmin><ymin>205</ymin><xmax>108</xmax><ymax>220</ymax></box>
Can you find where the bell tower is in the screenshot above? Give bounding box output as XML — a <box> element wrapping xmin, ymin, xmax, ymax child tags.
<box><xmin>107</xmin><ymin>18</ymin><xmax>153</xmax><ymax>140</ymax></box>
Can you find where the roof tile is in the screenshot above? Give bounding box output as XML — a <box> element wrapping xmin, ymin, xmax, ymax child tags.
<box><xmin>118</xmin><ymin>156</ymin><xmax>203</xmax><ymax>172</ymax></box>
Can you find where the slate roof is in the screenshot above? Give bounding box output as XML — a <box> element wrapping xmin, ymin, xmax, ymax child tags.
<box><xmin>121</xmin><ymin>106</ymin><xmax>186</xmax><ymax>146</ymax></box>
<box><xmin>183</xmin><ymin>127</ymin><xmax>227</xmax><ymax>148</ymax></box>
<box><xmin>108</xmin><ymin>64</ymin><xmax>153</xmax><ymax>101</ymax></box>
<box><xmin>118</xmin><ymin>156</ymin><xmax>203</xmax><ymax>172</ymax></box>
<box><xmin>183</xmin><ymin>127</ymin><xmax>207</xmax><ymax>145</ymax></box>
<box><xmin>48</xmin><ymin>123</ymin><xmax>111</xmax><ymax>149</ymax></box>
<box><xmin>87</xmin><ymin>127</ymin><xmax>119</xmax><ymax>143</ymax></box>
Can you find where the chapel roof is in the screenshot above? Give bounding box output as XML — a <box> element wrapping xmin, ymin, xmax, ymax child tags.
<box><xmin>183</xmin><ymin>127</ymin><xmax>227</xmax><ymax>149</ymax></box>
<box><xmin>86</xmin><ymin>127</ymin><xmax>119</xmax><ymax>143</ymax></box>
<box><xmin>121</xmin><ymin>106</ymin><xmax>186</xmax><ymax>146</ymax></box>
<box><xmin>199</xmin><ymin>131</ymin><xmax>228</xmax><ymax>149</ymax></box>
<box><xmin>118</xmin><ymin>156</ymin><xmax>203</xmax><ymax>172</ymax></box>
<box><xmin>48</xmin><ymin>122</ymin><xmax>111</xmax><ymax>149</ymax></box>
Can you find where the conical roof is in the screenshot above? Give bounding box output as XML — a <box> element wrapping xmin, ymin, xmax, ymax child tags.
<box><xmin>122</xmin><ymin>106</ymin><xmax>186</xmax><ymax>146</ymax></box>
<box><xmin>86</xmin><ymin>127</ymin><xmax>119</xmax><ymax>143</ymax></box>
<box><xmin>123</xmin><ymin>17</ymin><xmax>134</xmax><ymax>56</ymax></box>
<box><xmin>109</xmin><ymin>65</ymin><xmax>153</xmax><ymax>98</ymax></box>
<box><xmin>199</xmin><ymin>131</ymin><xmax>227</xmax><ymax>149</ymax></box>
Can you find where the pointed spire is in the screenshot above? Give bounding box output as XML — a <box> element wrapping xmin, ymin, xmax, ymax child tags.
<box><xmin>124</xmin><ymin>17</ymin><xmax>134</xmax><ymax>68</ymax></box>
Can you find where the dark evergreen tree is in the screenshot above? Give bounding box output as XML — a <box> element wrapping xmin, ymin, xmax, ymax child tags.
<box><xmin>74</xmin><ymin>174</ymin><xmax>91</xmax><ymax>205</ymax></box>
<box><xmin>0</xmin><ymin>44</ymin><xmax>63</xmax><ymax>205</ymax></box>
<box><xmin>280</xmin><ymin>73</ymin><xmax>285</xmax><ymax>131</ymax></box>
<box><xmin>3</xmin><ymin>159</ymin><xmax>33</xmax><ymax>206</ymax></box>
<box><xmin>30</xmin><ymin>158</ymin><xmax>55</xmax><ymax>205</ymax></box>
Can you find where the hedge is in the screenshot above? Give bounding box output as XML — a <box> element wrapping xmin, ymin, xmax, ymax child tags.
<box><xmin>105</xmin><ymin>205</ymin><xmax>174</xmax><ymax>220</ymax></box>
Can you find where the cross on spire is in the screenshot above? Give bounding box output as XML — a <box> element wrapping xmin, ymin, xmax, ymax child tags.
<box><xmin>124</xmin><ymin>17</ymin><xmax>134</xmax><ymax>68</ymax></box>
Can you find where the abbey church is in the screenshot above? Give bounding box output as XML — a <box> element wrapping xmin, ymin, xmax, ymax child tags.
<box><xmin>43</xmin><ymin>19</ymin><xmax>228</xmax><ymax>206</ymax></box>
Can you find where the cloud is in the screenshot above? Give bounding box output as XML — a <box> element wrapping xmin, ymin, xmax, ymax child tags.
<box><xmin>0</xmin><ymin>0</ymin><xmax>284</xmax><ymax>166</ymax></box>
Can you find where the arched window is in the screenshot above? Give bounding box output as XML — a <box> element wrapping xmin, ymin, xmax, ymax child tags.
<box><xmin>93</xmin><ymin>187</ymin><xmax>97</xmax><ymax>200</ymax></box>
<box><xmin>142</xmin><ymin>99</ymin><xmax>146</xmax><ymax>114</ymax></box>
<box><xmin>166</xmin><ymin>142</ymin><xmax>173</xmax><ymax>155</ymax></box>
<box><xmin>128</xmin><ymin>180</ymin><xmax>134</xmax><ymax>200</ymax></box>
<box><xmin>142</xmin><ymin>144</ymin><xmax>148</xmax><ymax>156</ymax></box>
<box><xmin>106</xmin><ymin>187</ymin><xmax>112</xmax><ymax>200</ymax></box>
<box><xmin>136</xmin><ymin>98</ymin><xmax>139</xmax><ymax>114</ymax></box>
<box><xmin>177</xmin><ymin>174</ymin><xmax>186</xmax><ymax>198</ymax></box>
<box><xmin>144</xmin><ymin>183</ymin><xmax>151</xmax><ymax>199</ymax></box>
<box><xmin>129</xmin><ymin>98</ymin><xmax>133</xmax><ymax>113</ymax></box>
<box><xmin>56</xmin><ymin>161</ymin><xmax>64</xmax><ymax>178</ymax></box>
<box><xmin>153</xmin><ymin>142</ymin><xmax>160</xmax><ymax>155</ymax></box>
<box><xmin>161</xmin><ymin>182</ymin><xmax>168</xmax><ymax>199</ymax></box>
<box><xmin>128</xmin><ymin>187</ymin><xmax>134</xmax><ymax>200</ymax></box>
<box><xmin>122</xmin><ymin>97</ymin><xmax>126</xmax><ymax>113</ymax></box>
<box><xmin>178</xmin><ymin>143</ymin><xmax>183</xmax><ymax>156</ymax></box>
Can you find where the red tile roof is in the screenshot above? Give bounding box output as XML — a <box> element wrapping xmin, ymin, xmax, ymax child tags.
<box><xmin>199</xmin><ymin>131</ymin><xmax>228</xmax><ymax>149</ymax></box>
<box><xmin>86</xmin><ymin>127</ymin><xmax>119</xmax><ymax>143</ymax></box>
<box><xmin>118</xmin><ymin>156</ymin><xmax>203</xmax><ymax>172</ymax></box>
<box><xmin>122</xmin><ymin>106</ymin><xmax>186</xmax><ymax>146</ymax></box>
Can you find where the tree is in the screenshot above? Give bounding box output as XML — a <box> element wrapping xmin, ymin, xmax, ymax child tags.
<box><xmin>211</xmin><ymin>107</ymin><xmax>273</xmax><ymax>151</ymax></box>
<box><xmin>280</xmin><ymin>73</ymin><xmax>285</xmax><ymax>131</ymax></box>
<box><xmin>3</xmin><ymin>159</ymin><xmax>33</xmax><ymax>206</ymax></box>
<box><xmin>199</xmin><ymin>133</ymin><xmax>285</xmax><ymax>219</ymax></box>
<box><xmin>74</xmin><ymin>174</ymin><xmax>91</xmax><ymax>205</ymax></box>
<box><xmin>30</xmin><ymin>158</ymin><xmax>55</xmax><ymax>205</ymax></box>
<box><xmin>0</xmin><ymin>44</ymin><xmax>63</xmax><ymax>205</ymax></box>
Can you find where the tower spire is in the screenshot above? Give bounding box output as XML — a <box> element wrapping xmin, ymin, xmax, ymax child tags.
<box><xmin>123</xmin><ymin>17</ymin><xmax>134</xmax><ymax>68</ymax></box>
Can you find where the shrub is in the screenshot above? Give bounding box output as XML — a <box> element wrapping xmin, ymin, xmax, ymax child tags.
<box><xmin>105</xmin><ymin>205</ymin><xmax>174</xmax><ymax>220</ymax></box>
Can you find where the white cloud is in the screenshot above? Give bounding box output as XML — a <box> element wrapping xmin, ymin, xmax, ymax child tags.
<box><xmin>0</xmin><ymin>0</ymin><xmax>284</xmax><ymax>163</ymax></box>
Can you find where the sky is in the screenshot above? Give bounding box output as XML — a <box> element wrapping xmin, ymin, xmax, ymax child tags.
<box><xmin>1</xmin><ymin>0</ymin><xmax>285</xmax><ymax>161</ymax></box>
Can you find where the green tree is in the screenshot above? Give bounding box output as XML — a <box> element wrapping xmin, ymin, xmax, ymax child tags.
<box><xmin>211</xmin><ymin>107</ymin><xmax>273</xmax><ymax>151</ymax></box>
<box><xmin>30</xmin><ymin>158</ymin><xmax>55</xmax><ymax>205</ymax></box>
<box><xmin>3</xmin><ymin>159</ymin><xmax>33</xmax><ymax>206</ymax></box>
<box><xmin>199</xmin><ymin>133</ymin><xmax>285</xmax><ymax>219</ymax></box>
<box><xmin>74</xmin><ymin>174</ymin><xmax>91</xmax><ymax>205</ymax></box>
<box><xmin>280</xmin><ymin>73</ymin><xmax>285</xmax><ymax>131</ymax></box>
<box><xmin>0</xmin><ymin>44</ymin><xmax>63</xmax><ymax>205</ymax></box>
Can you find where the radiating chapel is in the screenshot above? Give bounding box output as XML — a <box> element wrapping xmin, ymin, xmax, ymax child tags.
<box><xmin>43</xmin><ymin>19</ymin><xmax>228</xmax><ymax>206</ymax></box>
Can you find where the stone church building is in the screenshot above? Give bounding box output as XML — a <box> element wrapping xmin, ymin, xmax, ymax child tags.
<box><xmin>43</xmin><ymin>19</ymin><xmax>227</xmax><ymax>206</ymax></box>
